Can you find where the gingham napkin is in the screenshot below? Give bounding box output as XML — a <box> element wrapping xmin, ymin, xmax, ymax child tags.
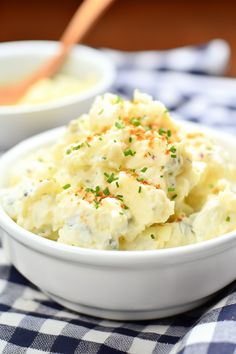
<box><xmin>1</xmin><ymin>39</ymin><xmax>236</xmax><ymax>354</ymax></box>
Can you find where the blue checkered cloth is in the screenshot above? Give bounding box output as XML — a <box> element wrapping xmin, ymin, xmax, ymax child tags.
<box><xmin>1</xmin><ymin>39</ymin><xmax>236</xmax><ymax>354</ymax></box>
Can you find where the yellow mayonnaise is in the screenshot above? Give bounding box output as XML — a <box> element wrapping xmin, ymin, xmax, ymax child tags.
<box><xmin>17</xmin><ymin>74</ymin><xmax>96</xmax><ymax>105</ymax></box>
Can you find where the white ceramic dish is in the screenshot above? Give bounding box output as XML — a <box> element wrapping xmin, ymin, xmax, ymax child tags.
<box><xmin>0</xmin><ymin>122</ymin><xmax>236</xmax><ymax>321</ymax></box>
<box><xmin>0</xmin><ymin>41</ymin><xmax>115</xmax><ymax>150</ymax></box>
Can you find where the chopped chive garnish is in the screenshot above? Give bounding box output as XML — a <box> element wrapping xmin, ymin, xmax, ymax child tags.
<box><xmin>66</xmin><ymin>149</ymin><xmax>71</xmax><ymax>155</ymax></box>
<box><xmin>168</xmin><ymin>187</ymin><xmax>175</xmax><ymax>192</ymax></box>
<box><xmin>99</xmin><ymin>137</ymin><xmax>103</xmax><ymax>141</ymax></box>
<box><xmin>104</xmin><ymin>172</ymin><xmax>119</xmax><ymax>183</ymax></box>
<box><xmin>171</xmin><ymin>194</ymin><xmax>178</xmax><ymax>200</ymax></box>
<box><xmin>158</xmin><ymin>128</ymin><xmax>166</xmax><ymax>135</ymax></box>
<box><xmin>94</xmin><ymin>200</ymin><xmax>100</xmax><ymax>209</ymax></box>
<box><xmin>116</xmin><ymin>181</ymin><xmax>120</xmax><ymax>188</ymax></box>
<box><xmin>169</xmin><ymin>146</ymin><xmax>176</xmax><ymax>153</ymax></box>
<box><xmin>167</xmin><ymin>130</ymin><xmax>172</xmax><ymax>137</ymax></box>
<box><xmin>129</xmin><ymin>137</ymin><xmax>132</xmax><ymax>143</ymax></box>
<box><xmin>136</xmin><ymin>177</ymin><xmax>145</xmax><ymax>182</ymax></box>
<box><xmin>150</xmin><ymin>234</ymin><xmax>155</xmax><ymax>239</ymax></box>
<box><xmin>124</xmin><ymin>149</ymin><xmax>136</xmax><ymax>157</ymax></box>
<box><xmin>140</xmin><ymin>167</ymin><xmax>148</xmax><ymax>173</ymax></box>
<box><xmin>98</xmin><ymin>109</ymin><xmax>104</xmax><ymax>115</ymax></box>
<box><xmin>73</xmin><ymin>143</ymin><xmax>84</xmax><ymax>150</ymax></box>
<box><xmin>130</xmin><ymin>117</ymin><xmax>141</xmax><ymax>126</ymax></box>
<box><xmin>138</xmin><ymin>186</ymin><xmax>142</xmax><ymax>193</ymax></box>
<box><xmin>226</xmin><ymin>216</ymin><xmax>231</xmax><ymax>222</ymax></box>
<box><xmin>115</xmin><ymin>121</ymin><xmax>125</xmax><ymax>129</ymax></box>
<box><xmin>85</xmin><ymin>141</ymin><xmax>91</xmax><ymax>147</ymax></box>
<box><xmin>123</xmin><ymin>204</ymin><xmax>129</xmax><ymax>210</ymax></box>
<box><xmin>103</xmin><ymin>187</ymin><xmax>110</xmax><ymax>196</ymax></box>
<box><xmin>86</xmin><ymin>187</ymin><xmax>94</xmax><ymax>193</ymax></box>
<box><xmin>171</xmin><ymin>154</ymin><xmax>177</xmax><ymax>158</ymax></box>
<box><xmin>63</xmin><ymin>184</ymin><xmax>71</xmax><ymax>190</ymax></box>
<box><xmin>95</xmin><ymin>186</ymin><xmax>100</xmax><ymax>196</ymax></box>
<box><xmin>116</xmin><ymin>195</ymin><xmax>124</xmax><ymax>202</ymax></box>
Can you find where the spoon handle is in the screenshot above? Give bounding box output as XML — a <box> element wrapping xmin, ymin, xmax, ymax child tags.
<box><xmin>22</xmin><ymin>0</ymin><xmax>115</xmax><ymax>82</ymax></box>
<box><xmin>61</xmin><ymin>0</ymin><xmax>115</xmax><ymax>49</ymax></box>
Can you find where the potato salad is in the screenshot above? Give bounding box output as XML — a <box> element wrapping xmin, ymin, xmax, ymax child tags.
<box><xmin>3</xmin><ymin>90</ymin><xmax>236</xmax><ymax>250</ymax></box>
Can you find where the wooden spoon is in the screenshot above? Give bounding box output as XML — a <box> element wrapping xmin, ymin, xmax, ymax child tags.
<box><xmin>0</xmin><ymin>0</ymin><xmax>115</xmax><ymax>106</ymax></box>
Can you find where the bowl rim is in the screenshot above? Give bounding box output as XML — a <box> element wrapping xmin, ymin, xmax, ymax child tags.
<box><xmin>0</xmin><ymin>122</ymin><xmax>236</xmax><ymax>265</ymax></box>
<box><xmin>0</xmin><ymin>40</ymin><xmax>116</xmax><ymax>115</ymax></box>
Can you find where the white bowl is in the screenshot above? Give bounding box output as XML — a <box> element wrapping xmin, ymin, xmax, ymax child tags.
<box><xmin>0</xmin><ymin>122</ymin><xmax>235</xmax><ymax>321</ymax></box>
<box><xmin>0</xmin><ymin>41</ymin><xmax>115</xmax><ymax>150</ymax></box>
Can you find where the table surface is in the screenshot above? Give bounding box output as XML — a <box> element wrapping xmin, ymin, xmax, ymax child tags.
<box><xmin>0</xmin><ymin>0</ymin><xmax>236</xmax><ymax>76</ymax></box>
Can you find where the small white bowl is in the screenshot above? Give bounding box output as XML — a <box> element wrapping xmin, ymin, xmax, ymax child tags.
<box><xmin>0</xmin><ymin>122</ymin><xmax>236</xmax><ymax>321</ymax></box>
<box><xmin>0</xmin><ymin>41</ymin><xmax>115</xmax><ymax>150</ymax></box>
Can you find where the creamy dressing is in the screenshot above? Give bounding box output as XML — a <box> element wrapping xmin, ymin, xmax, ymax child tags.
<box><xmin>17</xmin><ymin>74</ymin><xmax>96</xmax><ymax>105</ymax></box>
